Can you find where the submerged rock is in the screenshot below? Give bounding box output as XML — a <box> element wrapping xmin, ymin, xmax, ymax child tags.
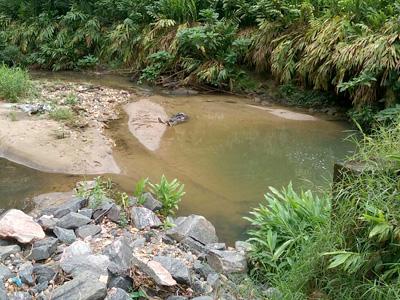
<box><xmin>166</xmin><ymin>215</ymin><xmax>218</xmax><ymax>245</ymax></box>
<box><xmin>0</xmin><ymin>210</ymin><xmax>45</xmax><ymax>243</ymax></box>
<box><xmin>130</xmin><ymin>207</ymin><xmax>162</xmax><ymax>230</ymax></box>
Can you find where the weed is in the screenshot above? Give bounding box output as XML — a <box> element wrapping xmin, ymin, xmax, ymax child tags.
<box><xmin>148</xmin><ymin>175</ymin><xmax>185</xmax><ymax>216</ymax></box>
<box><xmin>133</xmin><ymin>178</ymin><xmax>149</xmax><ymax>205</ymax></box>
<box><xmin>64</xmin><ymin>93</ymin><xmax>79</xmax><ymax>106</ymax></box>
<box><xmin>0</xmin><ymin>65</ymin><xmax>32</xmax><ymax>102</ymax></box>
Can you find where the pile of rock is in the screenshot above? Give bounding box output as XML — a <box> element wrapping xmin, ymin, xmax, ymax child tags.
<box><xmin>0</xmin><ymin>183</ymin><xmax>253</xmax><ymax>300</ymax></box>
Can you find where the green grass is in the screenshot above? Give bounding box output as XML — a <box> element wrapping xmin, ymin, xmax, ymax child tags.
<box><xmin>0</xmin><ymin>65</ymin><xmax>32</xmax><ymax>102</ymax></box>
<box><xmin>49</xmin><ymin>107</ymin><xmax>75</xmax><ymax>122</ymax></box>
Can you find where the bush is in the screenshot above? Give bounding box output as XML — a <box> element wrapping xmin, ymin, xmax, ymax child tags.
<box><xmin>148</xmin><ymin>175</ymin><xmax>185</xmax><ymax>216</ymax></box>
<box><xmin>245</xmin><ymin>183</ymin><xmax>330</xmax><ymax>278</ymax></box>
<box><xmin>0</xmin><ymin>65</ymin><xmax>32</xmax><ymax>102</ymax></box>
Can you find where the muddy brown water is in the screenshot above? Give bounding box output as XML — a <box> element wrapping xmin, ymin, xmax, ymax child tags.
<box><xmin>0</xmin><ymin>73</ymin><xmax>354</xmax><ymax>243</ymax></box>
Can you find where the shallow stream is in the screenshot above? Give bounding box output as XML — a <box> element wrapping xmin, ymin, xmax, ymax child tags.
<box><xmin>0</xmin><ymin>73</ymin><xmax>354</xmax><ymax>243</ymax></box>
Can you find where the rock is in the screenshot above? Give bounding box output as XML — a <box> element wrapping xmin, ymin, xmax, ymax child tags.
<box><xmin>19</xmin><ymin>262</ymin><xmax>34</xmax><ymax>285</ymax></box>
<box><xmin>206</xmin><ymin>243</ymin><xmax>226</xmax><ymax>251</ymax></box>
<box><xmin>166</xmin><ymin>215</ymin><xmax>218</xmax><ymax>245</ymax></box>
<box><xmin>28</xmin><ymin>237</ymin><xmax>58</xmax><ymax>261</ymax></box>
<box><xmin>37</xmin><ymin>215</ymin><xmax>58</xmax><ymax>231</ymax></box>
<box><xmin>60</xmin><ymin>240</ymin><xmax>92</xmax><ymax>258</ymax></box>
<box><xmin>0</xmin><ymin>245</ymin><xmax>21</xmax><ymax>260</ymax></box>
<box><xmin>142</xmin><ymin>192</ymin><xmax>162</xmax><ymax>211</ymax></box>
<box><xmin>92</xmin><ymin>202</ymin><xmax>114</xmax><ymax>220</ymax></box>
<box><xmin>61</xmin><ymin>253</ymin><xmax>110</xmax><ymax>278</ymax></box>
<box><xmin>153</xmin><ymin>256</ymin><xmax>191</xmax><ymax>284</ymax></box>
<box><xmin>103</xmin><ymin>237</ymin><xmax>133</xmax><ymax>275</ymax></box>
<box><xmin>0</xmin><ymin>240</ymin><xmax>13</xmax><ymax>246</ymax></box>
<box><xmin>105</xmin><ymin>288</ymin><xmax>131</xmax><ymax>300</ymax></box>
<box><xmin>166</xmin><ymin>297</ymin><xmax>187</xmax><ymax>300</ymax></box>
<box><xmin>206</xmin><ymin>273</ymin><xmax>220</xmax><ymax>288</ymax></box>
<box><xmin>0</xmin><ymin>210</ymin><xmax>45</xmax><ymax>243</ymax></box>
<box><xmin>0</xmin><ymin>265</ymin><xmax>13</xmax><ymax>281</ymax></box>
<box><xmin>235</xmin><ymin>241</ymin><xmax>252</xmax><ymax>253</ymax></box>
<box><xmin>76</xmin><ymin>224</ymin><xmax>101</xmax><ymax>239</ymax></box>
<box><xmin>56</xmin><ymin>212</ymin><xmax>91</xmax><ymax>229</ymax></box>
<box><xmin>51</xmin><ymin>272</ymin><xmax>107</xmax><ymax>300</ymax></box>
<box><xmin>132</xmin><ymin>255</ymin><xmax>176</xmax><ymax>286</ymax></box>
<box><xmin>78</xmin><ymin>208</ymin><xmax>93</xmax><ymax>219</ymax></box>
<box><xmin>53</xmin><ymin>227</ymin><xmax>76</xmax><ymax>245</ymax></box>
<box><xmin>31</xmin><ymin>281</ymin><xmax>48</xmax><ymax>294</ymax></box>
<box><xmin>107</xmin><ymin>205</ymin><xmax>121</xmax><ymax>223</ymax></box>
<box><xmin>181</xmin><ymin>237</ymin><xmax>207</xmax><ymax>255</ymax></box>
<box><xmin>193</xmin><ymin>261</ymin><xmax>217</xmax><ymax>278</ymax></box>
<box><xmin>192</xmin><ymin>278</ymin><xmax>212</xmax><ymax>294</ymax></box>
<box><xmin>9</xmin><ymin>292</ymin><xmax>32</xmax><ymax>300</ymax></box>
<box><xmin>130</xmin><ymin>207</ymin><xmax>162</xmax><ymax>230</ymax></box>
<box><xmin>52</xmin><ymin>197</ymin><xmax>87</xmax><ymax>218</ymax></box>
<box><xmin>131</xmin><ymin>237</ymin><xmax>146</xmax><ymax>249</ymax></box>
<box><xmin>33</xmin><ymin>264</ymin><xmax>56</xmax><ymax>284</ymax></box>
<box><xmin>191</xmin><ymin>297</ymin><xmax>213</xmax><ymax>300</ymax></box>
<box><xmin>0</xmin><ymin>281</ymin><xmax>7</xmax><ymax>300</ymax></box>
<box><xmin>108</xmin><ymin>275</ymin><xmax>133</xmax><ymax>291</ymax></box>
<box><xmin>206</xmin><ymin>250</ymin><xmax>247</xmax><ymax>274</ymax></box>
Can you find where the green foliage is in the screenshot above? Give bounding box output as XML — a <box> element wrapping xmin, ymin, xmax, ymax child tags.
<box><xmin>49</xmin><ymin>107</ymin><xmax>75</xmax><ymax>122</ymax></box>
<box><xmin>278</xmin><ymin>83</ymin><xmax>336</xmax><ymax>108</ymax></box>
<box><xmin>133</xmin><ymin>178</ymin><xmax>149</xmax><ymax>205</ymax></box>
<box><xmin>148</xmin><ymin>175</ymin><xmax>185</xmax><ymax>216</ymax></box>
<box><xmin>76</xmin><ymin>177</ymin><xmax>113</xmax><ymax>209</ymax></box>
<box><xmin>64</xmin><ymin>93</ymin><xmax>79</xmax><ymax>106</ymax></box>
<box><xmin>0</xmin><ymin>65</ymin><xmax>32</xmax><ymax>102</ymax></box>
<box><xmin>245</xmin><ymin>183</ymin><xmax>330</xmax><ymax>277</ymax></box>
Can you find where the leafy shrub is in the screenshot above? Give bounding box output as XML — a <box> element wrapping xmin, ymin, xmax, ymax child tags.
<box><xmin>148</xmin><ymin>175</ymin><xmax>185</xmax><ymax>216</ymax></box>
<box><xmin>0</xmin><ymin>65</ymin><xmax>32</xmax><ymax>102</ymax></box>
<box><xmin>133</xmin><ymin>178</ymin><xmax>149</xmax><ymax>205</ymax></box>
<box><xmin>245</xmin><ymin>183</ymin><xmax>330</xmax><ymax>277</ymax></box>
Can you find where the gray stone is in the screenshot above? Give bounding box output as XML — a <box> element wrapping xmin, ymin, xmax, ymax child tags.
<box><xmin>51</xmin><ymin>272</ymin><xmax>107</xmax><ymax>300</ymax></box>
<box><xmin>192</xmin><ymin>278</ymin><xmax>212</xmax><ymax>294</ymax></box>
<box><xmin>108</xmin><ymin>275</ymin><xmax>133</xmax><ymax>291</ymax></box>
<box><xmin>78</xmin><ymin>208</ymin><xmax>93</xmax><ymax>219</ymax></box>
<box><xmin>166</xmin><ymin>297</ymin><xmax>187</xmax><ymax>300</ymax></box>
<box><xmin>193</xmin><ymin>261</ymin><xmax>215</xmax><ymax>278</ymax></box>
<box><xmin>0</xmin><ymin>281</ymin><xmax>7</xmax><ymax>300</ymax></box>
<box><xmin>19</xmin><ymin>262</ymin><xmax>34</xmax><ymax>285</ymax></box>
<box><xmin>0</xmin><ymin>265</ymin><xmax>13</xmax><ymax>281</ymax></box>
<box><xmin>132</xmin><ymin>255</ymin><xmax>176</xmax><ymax>286</ymax></box>
<box><xmin>206</xmin><ymin>243</ymin><xmax>226</xmax><ymax>251</ymax></box>
<box><xmin>92</xmin><ymin>202</ymin><xmax>114</xmax><ymax>220</ymax></box>
<box><xmin>29</xmin><ymin>237</ymin><xmax>58</xmax><ymax>261</ymax></box>
<box><xmin>9</xmin><ymin>292</ymin><xmax>32</xmax><ymax>300</ymax></box>
<box><xmin>0</xmin><ymin>245</ymin><xmax>21</xmax><ymax>260</ymax></box>
<box><xmin>53</xmin><ymin>227</ymin><xmax>76</xmax><ymax>244</ymax></box>
<box><xmin>76</xmin><ymin>224</ymin><xmax>101</xmax><ymax>239</ymax></box>
<box><xmin>131</xmin><ymin>237</ymin><xmax>146</xmax><ymax>249</ymax></box>
<box><xmin>235</xmin><ymin>241</ymin><xmax>252</xmax><ymax>253</ymax></box>
<box><xmin>142</xmin><ymin>192</ymin><xmax>162</xmax><ymax>211</ymax></box>
<box><xmin>181</xmin><ymin>237</ymin><xmax>207</xmax><ymax>255</ymax></box>
<box><xmin>167</xmin><ymin>215</ymin><xmax>218</xmax><ymax>245</ymax></box>
<box><xmin>103</xmin><ymin>237</ymin><xmax>133</xmax><ymax>275</ymax></box>
<box><xmin>206</xmin><ymin>250</ymin><xmax>247</xmax><ymax>274</ymax></box>
<box><xmin>154</xmin><ymin>256</ymin><xmax>190</xmax><ymax>284</ymax></box>
<box><xmin>31</xmin><ymin>281</ymin><xmax>48</xmax><ymax>294</ymax></box>
<box><xmin>105</xmin><ymin>288</ymin><xmax>131</xmax><ymax>300</ymax></box>
<box><xmin>130</xmin><ymin>207</ymin><xmax>162</xmax><ymax>230</ymax></box>
<box><xmin>61</xmin><ymin>254</ymin><xmax>110</xmax><ymax>278</ymax></box>
<box><xmin>33</xmin><ymin>264</ymin><xmax>56</xmax><ymax>284</ymax></box>
<box><xmin>37</xmin><ymin>215</ymin><xmax>58</xmax><ymax>231</ymax></box>
<box><xmin>53</xmin><ymin>197</ymin><xmax>87</xmax><ymax>218</ymax></box>
<box><xmin>0</xmin><ymin>240</ymin><xmax>13</xmax><ymax>246</ymax></box>
<box><xmin>191</xmin><ymin>297</ymin><xmax>213</xmax><ymax>300</ymax></box>
<box><xmin>107</xmin><ymin>205</ymin><xmax>121</xmax><ymax>223</ymax></box>
<box><xmin>206</xmin><ymin>273</ymin><xmax>220</xmax><ymax>288</ymax></box>
<box><xmin>56</xmin><ymin>212</ymin><xmax>91</xmax><ymax>229</ymax></box>
<box><xmin>60</xmin><ymin>240</ymin><xmax>92</xmax><ymax>257</ymax></box>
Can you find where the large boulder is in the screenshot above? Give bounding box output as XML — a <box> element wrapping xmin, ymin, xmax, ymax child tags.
<box><xmin>0</xmin><ymin>210</ymin><xmax>45</xmax><ymax>243</ymax></box>
<box><xmin>56</xmin><ymin>212</ymin><xmax>91</xmax><ymax>229</ymax></box>
<box><xmin>153</xmin><ymin>256</ymin><xmax>191</xmax><ymax>284</ymax></box>
<box><xmin>206</xmin><ymin>250</ymin><xmax>247</xmax><ymax>274</ymax></box>
<box><xmin>51</xmin><ymin>272</ymin><xmax>107</xmax><ymax>300</ymax></box>
<box><xmin>28</xmin><ymin>237</ymin><xmax>58</xmax><ymax>261</ymax></box>
<box><xmin>130</xmin><ymin>207</ymin><xmax>162</xmax><ymax>230</ymax></box>
<box><xmin>103</xmin><ymin>237</ymin><xmax>133</xmax><ymax>275</ymax></box>
<box><xmin>167</xmin><ymin>215</ymin><xmax>218</xmax><ymax>245</ymax></box>
<box><xmin>132</xmin><ymin>255</ymin><xmax>176</xmax><ymax>286</ymax></box>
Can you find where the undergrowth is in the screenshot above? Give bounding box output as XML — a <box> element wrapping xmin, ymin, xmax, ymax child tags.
<box><xmin>0</xmin><ymin>65</ymin><xmax>32</xmax><ymax>102</ymax></box>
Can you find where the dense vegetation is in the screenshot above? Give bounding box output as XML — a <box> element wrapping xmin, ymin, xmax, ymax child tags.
<box><xmin>247</xmin><ymin>119</ymin><xmax>400</xmax><ymax>299</ymax></box>
<box><xmin>1</xmin><ymin>0</ymin><xmax>400</xmax><ymax>115</ymax></box>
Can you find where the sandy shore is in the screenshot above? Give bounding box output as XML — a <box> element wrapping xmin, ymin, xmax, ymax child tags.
<box><xmin>124</xmin><ymin>99</ymin><xmax>168</xmax><ymax>151</ymax></box>
<box><xmin>0</xmin><ymin>106</ymin><xmax>120</xmax><ymax>174</ymax></box>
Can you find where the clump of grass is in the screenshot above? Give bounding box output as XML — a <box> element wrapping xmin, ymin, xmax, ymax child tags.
<box><xmin>64</xmin><ymin>93</ymin><xmax>79</xmax><ymax>106</ymax></box>
<box><xmin>8</xmin><ymin>111</ymin><xmax>17</xmax><ymax>121</ymax></box>
<box><xmin>0</xmin><ymin>65</ymin><xmax>32</xmax><ymax>102</ymax></box>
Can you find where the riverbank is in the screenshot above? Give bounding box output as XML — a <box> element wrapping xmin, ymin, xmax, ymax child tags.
<box><xmin>0</xmin><ymin>180</ymin><xmax>266</xmax><ymax>300</ymax></box>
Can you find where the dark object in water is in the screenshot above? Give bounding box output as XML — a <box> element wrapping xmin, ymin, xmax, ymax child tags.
<box><xmin>158</xmin><ymin>112</ymin><xmax>189</xmax><ymax>127</ymax></box>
